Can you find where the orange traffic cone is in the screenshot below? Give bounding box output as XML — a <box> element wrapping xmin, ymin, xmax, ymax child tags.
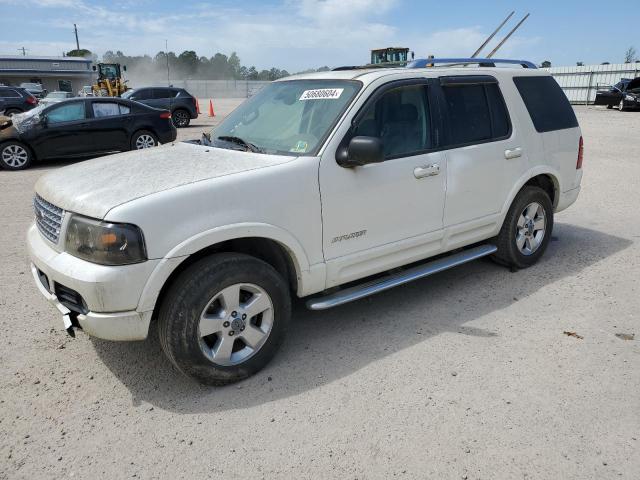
<box><xmin>196</xmin><ymin>98</ymin><xmax>201</xmax><ymax>114</ymax></box>
<box><xmin>208</xmin><ymin>99</ymin><xmax>215</xmax><ymax>117</ymax></box>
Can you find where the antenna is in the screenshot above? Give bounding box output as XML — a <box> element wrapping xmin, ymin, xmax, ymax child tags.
<box><xmin>471</xmin><ymin>11</ymin><xmax>514</xmax><ymax>58</ymax></box>
<box><xmin>486</xmin><ymin>13</ymin><xmax>530</xmax><ymax>58</ymax></box>
<box><xmin>74</xmin><ymin>24</ymin><xmax>80</xmax><ymax>51</ymax></box>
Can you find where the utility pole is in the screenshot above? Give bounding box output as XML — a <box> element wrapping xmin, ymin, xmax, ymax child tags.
<box><xmin>18</xmin><ymin>47</ymin><xmax>28</xmax><ymax>56</ymax></box>
<box><xmin>165</xmin><ymin>39</ymin><xmax>170</xmax><ymax>86</ymax></box>
<box><xmin>74</xmin><ymin>24</ymin><xmax>80</xmax><ymax>51</ymax></box>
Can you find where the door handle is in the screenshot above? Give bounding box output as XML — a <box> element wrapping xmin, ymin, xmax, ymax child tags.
<box><xmin>414</xmin><ymin>163</ymin><xmax>440</xmax><ymax>179</ymax></box>
<box><xmin>504</xmin><ymin>147</ymin><xmax>523</xmax><ymax>160</ymax></box>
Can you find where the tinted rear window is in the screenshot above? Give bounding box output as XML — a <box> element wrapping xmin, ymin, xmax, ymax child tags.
<box><xmin>441</xmin><ymin>81</ymin><xmax>511</xmax><ymax>145</ymax></box>
<box><xmin>513</xmin><ymin>76</ymin><xmax>578</xmax><ymax>133</ymax></box>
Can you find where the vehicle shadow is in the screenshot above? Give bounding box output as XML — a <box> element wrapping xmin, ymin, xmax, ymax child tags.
<box><xmin>91</xmin><ymin>224</ymin><xmax>631</xmax><ymax>412</ymax></box>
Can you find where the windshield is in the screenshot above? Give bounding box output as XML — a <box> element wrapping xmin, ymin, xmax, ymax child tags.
<box><xmin>47</xmin><ymin>92</ymin><xmax>69</xmax><ymax>99</ymax></box>
<box><xmin>210</xmin><ymin>80</ymin><xmax>361</xmax><ymax>156</ymax></box>
<box><xmin>121</xmin><ymin>89</ymin><xmax>135</xmax><ymax>99</ymax></box>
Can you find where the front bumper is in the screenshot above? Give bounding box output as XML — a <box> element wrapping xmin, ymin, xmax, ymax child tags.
<box><xmin>27</xmin><ymin>224</ymin><xmax>156</xmax><ymax>340</ymax></box>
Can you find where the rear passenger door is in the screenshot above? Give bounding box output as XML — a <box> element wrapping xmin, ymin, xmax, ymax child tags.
<box><xmin>437</xmin><ymin>76</ymin><xmax>525</xmax><ymax>233</ymax></box>
<box><xmin>86</xmin><ymin>101</ymin><xmax>132</xmax><ymax>152</ymax></box>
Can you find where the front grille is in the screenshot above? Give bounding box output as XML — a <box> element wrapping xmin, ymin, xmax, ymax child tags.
<box><xmin>34</xmin><ymin>194</ymin><xmax>64</xmax><ymax>244</ymax></box>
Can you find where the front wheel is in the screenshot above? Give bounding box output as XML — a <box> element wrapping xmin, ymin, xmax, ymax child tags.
<box><xmin>618</xmin><ymin>99</ymin><xmax>625</xmax><ymax>112</ymax></box>
<box><xmin>131</xmin><ymin>130</ymin><xmax>158</xmax><ymax>150</ymax></box>
<box><xmin>0</xmin><ymin>141</ymin><xmax>33</xmax><ymax>170</ymax></box>
<box><xmin>158</xmin><ymin>253</ymin><xmax>291</xmax><ymax>385</ymax></box>
<box><xmin>492</xmin><ymin>186</ymin><xmax>554</xmax><ymax>269</ymax></box>
<box><xmin>172</xmin><ymin>109</ymin><xmax>190</xmax><ymax>128</ymax></box>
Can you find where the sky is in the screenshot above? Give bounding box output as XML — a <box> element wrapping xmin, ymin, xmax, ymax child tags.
<box><xmin>0</xmin><ymin>0</ymin><xmax>637</xmax><ymax>71</ymax></box>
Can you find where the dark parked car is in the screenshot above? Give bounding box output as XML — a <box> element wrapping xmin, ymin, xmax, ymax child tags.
<box><xmin>0</xmin><ymin>86</ymin><xmax>39</xmax><ymax>116</ymax></box>
<box><xmin>0</xmin><ymin>97</ymin><xmax>176</xmax><ymax>170</ymax></box>
<box><xmin>594</xmin><ymin>77</ymin><xmax>640</xmax><ymax>111</ymax></box>
<box><xmin>122</xmin><ymin>87</ymin><xmax>198</xmax><ymax>127</ymax></box>
<box><xmin>19</xmin><ymin>82</ymin><xmax>48</xmax><ymax>99</ymax></box>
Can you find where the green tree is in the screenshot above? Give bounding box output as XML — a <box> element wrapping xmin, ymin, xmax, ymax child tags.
<box><xmin>66</xmin><ymin>48</ymin><xmax>92</xmax><ymax>57</ymax></box>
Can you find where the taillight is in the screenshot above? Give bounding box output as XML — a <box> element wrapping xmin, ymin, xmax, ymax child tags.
<box><xmin>160</xmin><ymin>111</ymin><xmax>171</xmax><ymax>119</ymax></box>
<box><xmin>576</xmin><ymin>136</ymin><xmax>584</xmax><ymax>169</ymax></box>
<box><xmin>26</xmin><ymin>96</ymin><xmax>37</xmax><ymax>105</ymax></box>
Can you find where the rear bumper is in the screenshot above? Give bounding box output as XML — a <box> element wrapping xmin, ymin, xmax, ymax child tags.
<box><xmin>27</xmin><ymin>224</ymin><xmax>156</xmax><ymax>340</ymax></box>
<box><xmin>158</xmin><ymin>127</ymin><xmax>177</xmax><ymax>144</ymax></box>
<box><xmin>556</xmin><ymin>185</ymin><xmax>581</xmax><ymax>213</ymax></box>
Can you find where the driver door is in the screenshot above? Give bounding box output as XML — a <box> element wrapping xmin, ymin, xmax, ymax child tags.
<box><xmin>319</xmin><ymin>79</ymin><xmax>447</xmax><ymax>287</ymax></box>
<box><xmin>29</xmin><ymin>100</ymin><xmax>89</xmax><ymax>159</ymax></box>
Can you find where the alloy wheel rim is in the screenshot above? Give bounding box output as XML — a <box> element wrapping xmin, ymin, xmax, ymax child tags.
<box><xmin>175</xmin><ymin>111</ymin><xmax>188</xmax><ymax>127</ymax></box>
<box><xmin>135</xmin><ymin>134</ymin><xmax>155</xmax><ymax>149</ymax></box>
<box><xmin>1</xmin><ymin>145</ymin><xmax>28</xmax><ymax>167</ymax></box>
<box><xmin>198</xmin><ymin>283</ymin><xmax>274</xmax><ymax>366</ymax></box>
<box><xmin>515</xmin><ymin>202</ymin><xmax>546</xmax><ymax>256</ymax></box>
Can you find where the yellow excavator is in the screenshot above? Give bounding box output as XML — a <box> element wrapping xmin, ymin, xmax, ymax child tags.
<box><xmin>91</xmin><ymin>63</ymin><xmax>128</xmax><ymax>97</ymax></box>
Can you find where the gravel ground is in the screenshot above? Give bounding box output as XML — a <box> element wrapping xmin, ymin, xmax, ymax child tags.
<box><xmin>0</xmin><ymin>104</ymin><xmax>638</xmax><ymax>480</ymax></box>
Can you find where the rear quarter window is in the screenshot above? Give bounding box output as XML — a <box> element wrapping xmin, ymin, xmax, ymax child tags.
<box><xmin>513</xmin><ymin>76</ymin><xmax>578</xmax><ymax>133</ymax></box>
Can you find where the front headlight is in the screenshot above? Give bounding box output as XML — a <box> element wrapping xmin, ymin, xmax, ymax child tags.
<box><xmin>625</xmin><ymin>95</ymin><xmax>634</xmax><ymax>101</ymax></box>
<box><xmin>65</xmin><ymin>215</ymin><xmax>147</xmax><ymax>265</ymax></box>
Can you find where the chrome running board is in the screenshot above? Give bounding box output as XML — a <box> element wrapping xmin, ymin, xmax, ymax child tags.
<box><xmin>306</xmin><ymin>244</ymin><xmax>497</xmax><ymax>310</ymax></box>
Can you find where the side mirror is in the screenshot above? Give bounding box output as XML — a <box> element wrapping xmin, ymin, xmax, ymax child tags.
<box><xmin>336</xmin><ymin>136</ymin><xmax>384</xmax><ymax>168</ymax></box>
<box><xmin>123</xmin><ymin>65</ymin><xmax>127</xmax><ymax>72</ymax></box>
<box><xmin>92</xmin><ymin>65</ymin><xmax>97</xmax><ymax>71</ymax></box>
<box><xmin>40</xmin><ymin>116</ymin><xmax>48</xmax><ymax>128</ymax></box>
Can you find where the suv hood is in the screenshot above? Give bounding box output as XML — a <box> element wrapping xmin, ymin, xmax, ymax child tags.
<box><xmin>35</xmin><ymin>142</ymin><xmax>295</xmax><ymax>219</ymax></box>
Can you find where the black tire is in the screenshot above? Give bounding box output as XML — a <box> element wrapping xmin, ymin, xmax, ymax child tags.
<box><xmin>0</xmin><ymin>141</ymin><xmax>33</xmax><ymax>170</ymax></box>
<box><xmin>606</xmin><ymin>104</ymin><xmax>613</xmax><ymax>109</ymax></box>
<box><xmin>3</xmin><ymin>108</ymin><xmax>22</xmax><ymax>117</ymax></box>
<box><xmin>618</xmin><ymin>100</ymin><xmax>625</xmax><ymax>112</ymax></box>
<box><xmin>158</xmin><ymin>253</ymin><xmax>292</xmax><ymax>385</ymax></box>
<box><xmin>130</xmin><ymin>130</ymin><xmax>158</xmax><ymax>150</ymax></box>
<box><xmin>172</xmin><ymin>109</ymin><xmax>190</xmax><ymax>128</ymax></box>
<box><xmin>492</xmin><ymin>186</ymin><xmax>554</xmax><ymax>269</ymax></box>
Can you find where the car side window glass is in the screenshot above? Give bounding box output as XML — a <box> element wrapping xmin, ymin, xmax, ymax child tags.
<box><xmin>153</xmin><ymin>88</ymin><xmax>172</xmax><ymax>99</ymax></box>
<box><xmin>513</xmin><ymin>76</ymin><xmax>578</xmax><ymax>133</ymax></box>
<box><xmin>485</xmin><ymin>83</ymin><xmax>510</xmax><ymax>138</ymax></box>
<box><xmin>47</xmin><ymin>102</ymin><xmax>86</xmax><ymax>124</ymax></box>
<box><xmin>135</xmin><ymin>89</ymin><xmax>152</xmax><ymax>100</ymax></box>
<box><xmin>93</xmin><ymin>102</ymin><xmax>121</xmax><ymax>118</ymax></box>
<box><xmin>119</xmin><ymin>104</ymin><xmax>131</xmax><ymax>115</ymax></box>
<box><xmin>353</xmin><ymin>84</ymin><xmax>431</xmax><ymax>159</ymax></box>
<box><xmin>0</xmin><ymin>89</ymin><xmax>21</xmax><ymax>98</ymax></box>
<box><xmin>442</xmin><ymin>84</ymin><xmax>491</xmax><ymax>144</ymax></box>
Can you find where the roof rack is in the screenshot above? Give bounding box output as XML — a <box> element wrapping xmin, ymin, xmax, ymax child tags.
<box><xmin>407</xmin><ymin>58</ymin><xmax>537</xmax><ymax>69</ymax></box>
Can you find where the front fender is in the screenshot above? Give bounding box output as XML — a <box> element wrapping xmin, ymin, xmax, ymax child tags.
<box><xmin>136</xmin><ymin>222</ymin><xmax>318</xmax><ymax>312</ymax></box>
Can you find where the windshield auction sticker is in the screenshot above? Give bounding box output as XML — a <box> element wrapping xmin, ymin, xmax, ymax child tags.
<box><xmin>299</xmin><ymin>88</ymin><xmax>344</xmax><ymax>100</ymax></box>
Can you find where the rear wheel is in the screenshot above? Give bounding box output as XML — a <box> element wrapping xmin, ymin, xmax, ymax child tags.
<box><xmin>3</xmin><ymin>108</ymin><xmax>21</xmax><ymax>117</ymax></box>
<box><xmin>0</xmin><ymin>141</ymin><xmax>32</xmax><ymax>170</ymax></box>
<box><xmin>158</xmin><ymin>253</ymin><xmax>291</xmax><ymax>385</ymax></box>
<box><xmin>172</xmin><ymin>109</ymin><xmax>190</xmax><ymax>128</ymax></box>
<box><xmin>131</xmin><ymin>130</ymin><xmax>158</xmax><ymax>150</ymax></box>
<box><xmin>606</xmin><ymin>104</ymin><xmax>613</xmax><ymax>109</ymax></box>
<box><xmin>492</xmin><ymin>186</ymin><xmax>553</xmax><ymax>269</ymax></box>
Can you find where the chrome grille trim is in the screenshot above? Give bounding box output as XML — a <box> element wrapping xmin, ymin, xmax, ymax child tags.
<box><xmin>34</xmin><ymin>194</ymin><xmax>64</xmax><ymax>244</ymax></box>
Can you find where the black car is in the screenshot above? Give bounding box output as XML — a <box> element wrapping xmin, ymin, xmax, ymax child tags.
<box><xmin>19</xmin><ymin>82</ymin><xmax>48</xmax><ymax>99</ymax></box>
<box><xmin>0</xmin><ymin>97</ymin><xmax>177</xmax><ymax>170</ymax></box>
<box><xmin>0</xmin><ymin>86</ymin><xmax>39</xmax><ymax>116</ymax></box>
<box><xmin>594</xmin><ymin>77</ymin><xmax>640</xmax><ymax>111</ymax></box>
<box><xmin>122</xmin><ymin>87</ymin><xmax>198</xmax><ymax>128</ymax></box>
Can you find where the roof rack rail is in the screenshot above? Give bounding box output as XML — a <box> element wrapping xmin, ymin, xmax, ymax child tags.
<box><xmin>407</xmin><ymin>57</ymin><xmax>537</xmax><ymax>69</ymax></box>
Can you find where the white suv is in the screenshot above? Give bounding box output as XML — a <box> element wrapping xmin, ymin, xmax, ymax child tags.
<box><xmin>28</xmin><ymin>62</ymin><xmax>583</xmax><ymax>385</ymax></box>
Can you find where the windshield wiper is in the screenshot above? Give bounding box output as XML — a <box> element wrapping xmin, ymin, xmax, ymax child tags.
<box><xmin>216</xmin><ymin>135</ymin><xmax>265</xmax><ymax>153</ymax></box>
